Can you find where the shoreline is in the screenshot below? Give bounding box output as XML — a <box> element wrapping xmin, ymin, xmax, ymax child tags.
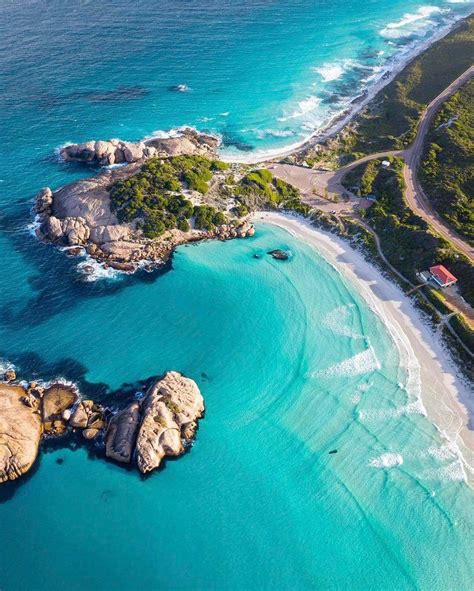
<box><xmin>217</xmin><ymin>11</ymin><xmax>473</xmax><ymax>164</ymax></box>
<box><xmin>257</xmin><ymin>211</ymin><xmax>474</xmax><ymax>484</ymax></box>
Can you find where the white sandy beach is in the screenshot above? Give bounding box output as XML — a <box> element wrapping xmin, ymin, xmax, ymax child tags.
<box><xmin>258</xmin><ymin>211</ymin><xmax>474</xmax><ymax>483</ymax></box>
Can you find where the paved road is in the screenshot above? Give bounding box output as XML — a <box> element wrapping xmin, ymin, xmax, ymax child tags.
<box><xmin>271</xmin><ymin>66</ymin><xmax>474</xmax><ymax>261</ymax></box>
<box><xmin>402</xmin><ymin>65</ymin><xmax>474</xmax><ymax>261</ymax></box>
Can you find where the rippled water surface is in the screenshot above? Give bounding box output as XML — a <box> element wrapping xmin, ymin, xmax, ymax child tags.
<box><xmin>0</xmin><ymin>1</ymin><xmax>473</xmax><ymax>589</ymax></box>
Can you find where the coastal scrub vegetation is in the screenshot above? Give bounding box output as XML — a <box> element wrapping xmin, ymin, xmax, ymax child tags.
<box><xmin>419</xmin><ymin>78</ymin><xmax>474</xmax><ymax>246</ymax></box>
<box><xmin>343</xmin><ymin>15</ymin><xmax>474</xmax><ymax>155</ymax></box>
<box><xmin>109</xmin><ymin>156</ymin><xmax>307</xmax><ymax>238</ymax></box>
<box><xmin>345</xmin><ymin>158</ymin><xmax>474</xmax><ymax>307</ymax></box>
<box><xmin>110</xmin><ymin>155</ymin><xmax>230</xmax><ymax>238</ymax></box>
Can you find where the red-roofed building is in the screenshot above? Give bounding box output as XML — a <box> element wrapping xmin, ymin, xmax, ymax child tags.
<box><xmin>429</xmin><ymin>265</ymin><xmax>458</xmax><ymax>288</ymax></box>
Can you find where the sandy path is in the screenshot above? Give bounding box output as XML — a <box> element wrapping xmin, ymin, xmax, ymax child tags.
<box><xmin>256</xmin><ymin>211</ymin><xmax>474</xmax><ymax>483</ymax></box>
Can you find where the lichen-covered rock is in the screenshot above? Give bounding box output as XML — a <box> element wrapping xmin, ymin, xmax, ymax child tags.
<box><xmin>41</xmin><ymin>215</ymin><xmax>64</xmax><ymax>241</ymax></box>
<box><xmin>42</xmin><ymin>384</ymin><xmax>78</xmax><ymax>427</ymax></box>
<box><xmin>69</xmin><ymin>400</ymin><xmax>93</xmax><ymax>428</ymax></box>
<box><xmin>59</xmin><ymin>129</ymin><xmax>219</xmax><ymax>166</ymax></box>
<box><xmin>105</xmin><ymin>401</ymin><xmax>141</xmax><ymax>464</ymax></box>
<box><xmin>82</xmin><ymin>428</ymin><xmax>100</xmax><ymax>440</ymax></box>
<box><xmin>61</xmin><ymin>217</ymin><xmax>91</xmax><ymax>245</ymax></box>
<box><xmin>122</xmin><ymin>142</ymin><xmax>146</xmax><ymax>163</ymax></box>
<box><xmin>135</xmin><ymin>371</ymin><xmax>204</xmax><ymax>474</ymax></box>
<box><xmin>89</xmin><ymin>224</ymin><xmax>131</xmax><ymax>244</ymax></box>
<box><xmin>0</xmin><ymin>384</ymin><xmax>43</xmax><ymax>483</ymax></box>
<box><xmin>35</xmin><ymin>187</ymin><xmax>53</xmax><ymax>214</ymax></box>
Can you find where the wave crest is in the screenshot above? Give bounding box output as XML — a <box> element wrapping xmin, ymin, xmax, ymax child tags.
<box><xmin>369</xmin><ymin>452</ymin><xmax>404</xmax><ymax>469</ymax></box>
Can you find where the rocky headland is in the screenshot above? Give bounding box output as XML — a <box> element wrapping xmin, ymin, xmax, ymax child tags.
<box><xmin>59</xmin><ymin>127</ymin><xmax>219</xmax><ymax>166</ymax></box>
<box><xmin>0</xmin><ymin>370</ymin><xmax>204</xmax><ymax>484</ymax></box>
<box><xmin>35</xmin><ymin>129</ymin><xmax>255</xmax><ymax>274</ymax></box>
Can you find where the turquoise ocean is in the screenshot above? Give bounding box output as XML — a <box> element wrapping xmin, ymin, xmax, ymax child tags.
<box><xmin>0</xmin><ymin>1</ymin><xmax>473</xmax><ymax>589</ymax></box>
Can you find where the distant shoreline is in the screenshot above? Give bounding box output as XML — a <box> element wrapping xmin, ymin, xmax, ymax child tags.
<box><xmin>257</xmin><ymin>211</ymin><xmax>474</xmax><ymax>485</ymax></box>
<box><xmin>221</xmin><ymin>11</ymin><xmax>473</xmax><ymax>164</ymax></box>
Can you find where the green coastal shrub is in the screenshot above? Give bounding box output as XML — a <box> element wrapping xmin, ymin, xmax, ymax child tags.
<box><xmin>358</xmin><ymin>157</ymin><xmax>474</xmax><ymax>307</ymax></box>
<box><xmin>193</xmin><ymin>205</ymin><xmax>227</xmax><ymax>231</ymax></box>
<box><xmin>233</xmin><ymin>168</ymin><xmax>303</xmax><ymax>212</ymax></box>
<box><xmin>109</xmin><ymin>154</ymin><xmax>230</xmax><ymax>236</ymax></box>
<box><xmin>419</xmin><ymin>78</ymin><xmax>474</xmax><ymax>245</ymax></box>
<box><xmin>343</xmin><ymin>15</ymin><xmax>474</xmax><ymax>154</ymax></box>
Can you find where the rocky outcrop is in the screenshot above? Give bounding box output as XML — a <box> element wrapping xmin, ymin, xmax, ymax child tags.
<box><xmin>136</xmin><ymin>372</ymin><xmax>204</xmax><ymax>474</ymax></box>
<box><xmin>34</xmin><ymin>171</ymin><xmax>255</xmax><ymax>274</ymax></box>
<box><xmin>0</xmin><ymin>370</ymin><xmax>204</xmax><ymax>484</ymax></box>
<box><xmin>0</xmin><ymin>384</ymin><xmax>43</xmax><ymax>483</ymax></box>
<box><xmin>268</xmin><ymin>249</ymin><xmax>290</xmax><ymax>260</ymax></box>
<box><xmin>3</xmin><ymin>368</ymin><xmax>16</xmax><ymax>382</ymax></box>
<box><xmin>106</xmin><ymin>372</ymin><xmax>204</xmax><ymax>473</ymax></box>
<box><xmin>33</xmin><ymin>129</ymin><xmax>256</xmax><ymax>274</ymax></box>
<box><xmin>59</xmin><ymin>129</ymin><xmax>219</xmax><ymax>166</ymax></box>
<box><xmin>105</xmin><ymin>401</ymin><xmax>141</xmax><ymax>464</ymax></box>
<box><xmin>70</xmin><ymin>400</ymin><xmax>106</xmax><ymax>436</ymax></box>
<box><xmin>42</xmin><ymin>384</ymin><xmax>78</xmax><ymax>435</ymax></box>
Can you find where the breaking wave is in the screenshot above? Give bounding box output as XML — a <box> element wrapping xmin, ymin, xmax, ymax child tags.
<box><xmin>279</xmin><ymin>96</ymin><xmax>322</xmax><ymax>121</ymax></box>
<box><xmin>315</xmin><ymin>346</ymin><xmax>380</xmax><ymax>378</ymax></box>
<box><xmin>380</xmin><ymin>6</ymin><xmax>445</xmax><ymax>39</ymax></box>
<box><xmin>359</xmin><ymin>399</ymin><xmax>426</xmax><ymax>421</ymax></box>
<box><xmin>322</xmin><ymin>304</ymin><xmax>365</xmax><ymax>339</ymax></box>
<box><xmin>369</xmin><ymin>452</ymin><xmax>404</xmax><ymax>469</ymax></box>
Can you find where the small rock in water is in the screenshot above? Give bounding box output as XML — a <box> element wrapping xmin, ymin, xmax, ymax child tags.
<box><xmin>56</xmin><ymin>457</ymin><xmax>64</xmax><ymax>465</ymax></box>
<box><xmin>267</xmin><ymin>249</ymin><xmax>290</xmax><ymax>261</ymax></box>
<box><xmin>329</xmin><ymin>449</ymin><xmax>338</xmax><ymax>455</ymax></box>
<box><xmin>3</xmin><ymin>368</ymin><xmax>16</xmax><ymax>382</ymax></box>
<box><xmin>65</xmin><ymin>247</ymin><xmax>84</xmax><ymax>257</ymax></box>
<box><xmin>170</xmin><ymin>84</ymin><xmax>189</xmax><ymax>93</ymax></box>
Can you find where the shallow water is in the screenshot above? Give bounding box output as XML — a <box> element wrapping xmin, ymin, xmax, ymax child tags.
<box><xmin>0</xmin><ymin>225</ymin><xmax>473</xmax><ymax>590</ymax></box>
<box><xmin>0</xmin><ymin>1</ymin><xmax>473</xmax><ymax>589</ymax></box>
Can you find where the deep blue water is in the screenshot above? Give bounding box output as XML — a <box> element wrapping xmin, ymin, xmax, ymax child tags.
<box><xmin>0</xmin><ymin>1</ymin><xmax>473</xmax><ymax>589</ymax></box>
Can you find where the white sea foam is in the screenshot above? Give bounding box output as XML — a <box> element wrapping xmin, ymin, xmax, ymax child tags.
<box><xmin>380</xmin><ymin>6</ymin><xmax>445</xmax><ymax>39</ymax></box>
<box><xmin>279</xmin><ymin>96</ymin><xmax>322</xmax><ymax>121</ymax></box>
<box><xmin>420</xmin><ymin>444</ymin><xmax>457</xmax><ymax>461</ymax></box>
<box><xmin>369</xmin><ymin>452</ymin><xmax>404</xmax><ymax>469</ymax></box>
<box><xmin>428</xmin><ymin>459</ymin><xmax>467</xmax><ymax>481</ymax></box>
<box><xmin>350</xmin><ymin>393</ymin><xmax>362</xmax><ymax>404</ymax></box>
<box><xmin>146</xmin><ymin>125</ymin><xmax>201</xmax><ymax>140</ymax></box>
<box><xmin>26</xmin><ymin>214</ymin><xmax>41</xmax><ymax>238</ymax></box>
<box><xmin>359</xmin><ymin>399</ymin><xmax>426</xmax><ymax>421</ymax></box>
<box><xmin>0</xmin><ymin>358</ymin><xmax>15</xmax><ymax>377</ymax></box>
<box><xmin>77</xmin><ymin>258</ymin><xmax>122</xmax><ymax>282</ymax></box>
<box><xmin>314</xmin><ymin>64</ymin><xmax>344</xmax><ymax>82</ymax></box>
<box><xmin>104</xmin><ymin>162</ymin><xmax>129</xmax><ymax>170</ymax></box>
<box><xmin>314</xmin><ymin>59</ymin><xmax>360</xmax><ymax>82</ymax></box>
<box><xmin>322</xmin><ymin>304</ymin><xmax>364</xmax><ymax>339</ymax></box>
<box><xmin>315</xmin><ymin>346</ymin><xmax>380</xmax><ymax>378</ymax></box>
